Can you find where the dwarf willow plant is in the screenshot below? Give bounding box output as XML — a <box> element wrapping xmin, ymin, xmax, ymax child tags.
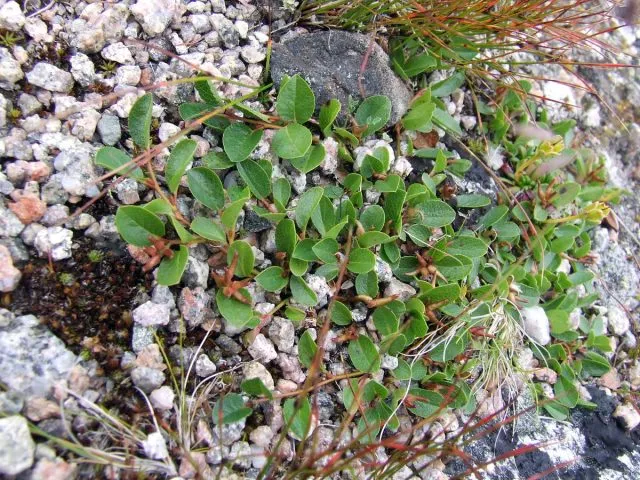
<box><xmin>96</xmin><ymin>69</ymin><xmax>618</xmax><ymax>438</ymax></box>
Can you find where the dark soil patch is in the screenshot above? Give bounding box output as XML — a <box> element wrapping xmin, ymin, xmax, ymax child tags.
<box><xmin>7</xmin><ymin>236</ymin><xmax>153</xmax><ymax>377</ymax></box>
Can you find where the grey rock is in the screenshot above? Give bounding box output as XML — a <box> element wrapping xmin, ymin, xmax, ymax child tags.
<box><xmin>26</xmin><ymin>63</ymin><xmax>74</xmax><ymax>93</ymax></box>
<box><xmin>133</xmin><ymin>301</ymin><xmax>171</xmax><ymax>327</ymax></box>
<box><xmin>243</xmin><ymin>361</ymin><xmax>275</xmax><ymax>390</ymax></box>
<box><xmin>101</xmin><ymin>42</ymin><xmax>134</xmax><ymax>65</ymax></box>
<box><xmin>97</xmin><ymin>113</ymin><xmax>122</xmax><ymax>146</ymax></box>
<box><xmin>248</xmin><ymin>334</ymin><xmax>277</xmax><ymax>363</ymax></box>
<box><xmin>0</xmin><ymin>205</ymin><xmax>25</xmax><ymax>237</ymax></box>
<box><xmin>0</xmin><ymin>47</ymin><xmax>23</xmax><ymax>86</ymax></box>
<box><xmin>210</xmin><ymin>14</ymin><xmax>239</xmax><ymax>48</ymax></box>
<box><xmin>229</xmin><ymin>441</ymin><xmax>252</xmax><ymax>469</ymax></box>
<box><xmin>384</xmin><ymin>277</ymin><xmax>416</xmax><ymax>302</ymax></box>
<box><xmin>0</xmin><ymin>236</ymin><xmax>28</xmax><ymax>262</ymax></box>
<box><xmin>0</xmin><ymin>244</ymin><xmax>21</xmax><ymax>292</ymax></box>
<box><xmin>216</xmin><ymin>418</ymin><xmax>246</xmax><ymax>446</ymax></box>
<box><xmin>69</xmin><ymin>53</ymin><xmax>95</xmax><ymax>87</ymax></box>
<box><xmin>271</xmin><ymin>31</ymin><xmax>412</xmax><ymax>125</ymax></box>
<box><xmin>607</xmin><ymin>304</ymin><xmax>631</xmax><ymax>336</ymax></box>
<box><xmin>131</xmin><ymin>367</ymin><xmax>165</xmax><ymax>393</ymax></box>
<box><xmin>521</xmin><ymin>306</ymin><xmax>551</xmax><ymax>346</ymax></box>
<box><xmin>34</xmin><ymin>226</ymin><xmax>73</xmax><ymax>261</ymax></box>
<box><xmin>114</xmin><ymin>178</ymin><xmax>140</xmax><ymax>204</ymax></box>
<box><xmin>182</xmin><ymin>256</ymin><xmax>209</xmax><ymax>289</ymax></box>
<box><xmin>375</xmin><ymin>256</ymin><xmax>393</xmax><ymax>283</ymax></box>
<box><xmin>150</xmin><ymin>386</ymin><xmax>175</xmax><ymax>411</ymax></box>
<box><xmin>304</xmin><ymin>274</ymin><xmax>331</xmax><ymax>308</ymax></box>
<box><xmin>0</xmin><ymin>390</ymin><xmax>24</xmax><ymax>415</ymax></box>
<box><xmin>206</xmin><ymin>444</ymin><xmax>228</xmax><ymax>465</ymax></box>
<box><xmin>0</xmin><ymin>314</ymin><xmax>76</xmax><ymax>396</ymax></box>
<box><xmin>267</xmin><ymin>317</ymin><xmax>295</xmax><ymax>353</ymax></box>
<box><xmin>17</xmin><ymin>93</ymin><xmax>42</xmax><ymax>117</ymax></box>
<box><xmin>0</xmin><ymin>2</ymin><xmax>25</xmax><ymax>31</ymax></box>
<box><xmin>0</xmin><ymin>416</ymin><xmax>35</xmax><ymax>476</ymax></box>
<box><xmin>131</xmin><ymin>0</ymin><xmax>180</xmax><ymax>36</ymax></box>
<box><xmin>115</xmin><ymin>65</ymin><xmax>142</xmax><ymax>86</ymax></box>
<box><xmin>215</xmin><ymin>334</ymin><xmax>242</xmax><ymax>355</ymax></box>
<box><xmin>52</xmin><ymin>144</ymin><xmax>99</xmax><ymax>197</ymax></box>
<box><xmin>152</xmin><ymin>285</ymin><xmax>176</xmax><ymax>309</ymax></box>
<box><xmin>195</xmin><ymin>354</ymin><xmax>217</xmax><ymax>377</ymax></box>
<box><xmin>131</xmin><ymin>324</ymin><xmax>156</xmax><ymax>354</ymax></box>
<box><xmin>178</xmin><ymin>286</ymin><xmax>211</xmax><ymax>328</ymax></box>
<box><xmin>41</xmin><ymin>205</ymin><xmax>70</xmax><ymax>227</ymax></box>
<box><xmin>244</xmin><ymin>209</ymin><xmax>272</xmax><ymax>233</ymax></box>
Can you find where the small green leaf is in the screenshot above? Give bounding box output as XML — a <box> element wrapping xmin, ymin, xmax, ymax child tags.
<box><xmin>416</xmin><ymin>200</ymin><xmax>456</xmax><ymax>227</ymax></box>
<box><xmin>358</xmin><ymin>231</ymin><xmax>392</xmax><ymax>248</ymax></box>
<box><xmin>402</xmin><ymin>52</ymin><xmax>437</xmax><ymax>77</ymax></box>
<box><xmin>554</xmin><ymin>375</ymin><xmax>578</xmax><ymax>408</ymax></box>
<box><xmin>95</xmin><ymin>147</ymin><xmax>144</xmax><ymax>181</ymax></box>
<box><xmin>144</xmin><ymin>198</ymin><xmax>173</xmax><ymax>215</ymax></box>
<box><xmin>187</xmin><ymin>167</ymin><xmax>225</xmax><ymax>211</ymax></box>
<box><xmin>241</xmin><ymin>378</ymin><xmax>273</xmax><ymax>399</ymax></box>
<box><xmin>273</xmin><ymin>177</ymin><xmax>291</xmax><ymax>210</ymax></box>
<box><xmin>446</xmin><ymin>236</ymin><xmax>488</xmax><ymax>258</ymax></box>
<box><xmin>373</xmin><ymin>307</ymin><xmax>398</xmax><ymax>336</ymax></box>
<box><xmin>276</xmin><ymin>218</ymin><xmax>297</xmax><ymax>257</ymax></box>
<box><xmin>456</xmin><ymin>194</ymin><xmax>491</xmax><ymax>208</ymax></box>
<box><xmin>295</xmin><ymin>186</ymin><xmax>324</xmax><ymax>231</ymax></box>
<box><xmin>405</xmin><ymin>224</ymin><xmax>431</xmax><ymax>247</ymax></box>
<box><xmin>331</xmin><ymin>301</ymin><xmax>352</xmax><ymax>326</ymax></box>
<box><xmin>348</xmin><ymin>248</ymin><xmax>376</xmax><ymax>274</ymax></box>
<box><xmin>319</xmin><ymin>99</ymin><xmax>341</xmax><ymax>135</ymax></box>
<box><xmin>429</xmin><ymin>333</ymin><xmax>467</xmax><ymax>362</ymax></box>
<box><xmin>223</xmin><ymin>123</ymin><xmax>263</xmax><ymax>163</ymax></box>
<box><xmin>298</xmin><ymin>330</ymin><xmax>317</xmax><ymax>368</ymax></box>
<box><xmin>195</xmin><ymin>79</ymin><xmax>221</xmax><ymax>105</ymax></box>
<box><xmin>272</xmin><ymin>123</ymin><xmax>312</xmax><ymax>159</ymax></box>
<box><xmin>582</xmin><ymin>351</ymin><xmax>610</xmax><ymax>377</ymax></box>
<box><xmin>355</xmin><ymin>271</ymin><xmax>379</xmax><ymax>297</ymax></box>
<box><xmin>283</xmin><ymin>398</ymin><xmax>312</xmax><ymax>440</ymax></box>
<box><xmin>289</xmin><ymin>258</ymin><xmax>309</xmax><ymax>277</ymax></box>
<box><xmin>349</xmin><ymin>335</ymin><xmax>381</xmax><ymax>373</ymax></box>
<box><xmin>255</xmin><ymin>266</ymin><xmax>288</xmax><ymax>292</ymax></box>
<box><xmin>213</xmin><ymin>393</ymin><xmax>252</xmax><ymax>425</ymax></box>
<box><xmin>221</xmin><ymin>198</ymin><xmax>247</xmax><ymax>231</ymax></box>
<box><xmin>290</xmin><ymin>275</ymin><xmax>317</xmax><ymax>306</ymax></box>
<box><xmin>277</xmin><ymin>74</ymin><xmax>315</xmax><ymax>123</ymax></box>
<box><xmin>360</xmin><ymin>205</ymin><xmax>385</xmax><ymax>231</ymax></box>
<box><xmin>432</xmin><ymin>107</ymin><xmax>462</xmax><ymax>136</ymax></box>
<box><xmin>227</xmin><ymin>240</ymin><xmax>254</xmax><ymax>278</ymax></box>
<box><xmin>129</xmin><ymin>93</ymin><xmax>153</xmax><ymax>149</ymax></box>
<box><xmin>237</xmin><ymin>159</ymin><xmax>271</xmax><ymax>200</ymax></box>
<box><xmin>191</xmin><ymin>217</ymin><xmax>226</xmax><ymax>243</ymax></box>
<box><xmin>216</xmin><ymin>289</ymin><xmax>253</xmax><ymax>328</ymax></box>
<box><xmin>293</xmin><ymin>239</ymin><xmax>319</xmax><ymax>262</ymax></box>
<box><xmin>165</xmin><ymin>139</ymin><xmax>197</xmax><ymax>194</ymax></box>
<box><xmin>356</xmin><ymin>96</ymin><xmax>392</xmax><ymax>136</ymax></box>
<box><xmin>402</xmin><ymin>101</ymin><xmax>435</xmax><ymax>132</ymax></box>
<box><xmin>479</xmin><ymin>205</ymin><xmax>509</xmax><ymax>228</ymax></box>
<box><xmin>290</xmin><ymin>144</ymin><xmax>326</xmax><ymax>174</ymax></box>
<box><xmin>115</xmin><ymin>206</ymin><xmax>165</xmax><ymax>247</ymax></box>
<box><xmin>431</xmin><ymin>71</ymin><xmax>465</xmax><ymax>97</ymax></box>
<box><xmin>420</xmin><ymin>283</ymin><xmax>461</xmax><ymax>303</ymax></box>
<box><xmin>311</xmin><ymin>197</ymin><xmax>336</xmax><ymax>237</ymax></box>
<box><xmin>157</xmin><ymin>245</ymin><xmax>189</xmax><ymax>286</ymax></box>
<box><xmin>313</xmin><ymin>238</ymin><xmax>339</xmax><ymax>264</ymax></box>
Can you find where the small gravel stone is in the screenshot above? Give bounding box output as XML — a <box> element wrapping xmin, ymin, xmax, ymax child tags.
<box><xmin>0</xmin><ymin>390</ymin><xmax>23</xmax><ymax>415</ymax></box>
<box><xmin>216</xmin><ymin>334</ymin><xmax>242</xmax><ymax>355</ymax></box>
<box><xmin>30</xmin><ymin>458</ymin><xmax>76</xmax><ymax>480</ymax></box>
<box><xmin>521</xmin><ymin>306</ymin><xmax>551</xmax><ymax>346</ymax></box>
<box><xmin>69</xmin><ymin>53</ymin><xmax>95</xmax><ymax>87</ymax></box>
<box><xmin>8</xmin><ymin>193</ymin><xmax>46</xmax><ymax>225</ymax></box>
<box><xmin>242</xmin><ymin>361</ymin><xmax>275</xmax><ymax>390</ymax></box>
<box><xmin>26</xmin><ymin>63</ymin><xmax>74</xmax><ymax>93</ymax></box>
<box><xmin>607</xmin><ymin>304</ymin><xmax>630</xmax><ymax>336</ymax></box>
<box><xmin>276</xmin><ymin>353</ymin><xmax>306</xmax><ymax>384</ymax></box>
<box><xmin>304</xmin><ymin>274</ymin><xmax>331</xmax><ymax>308</ymax></box>
<box><xmin>241</xmin><ymin>45</ymin><xmax>266</xmax><ymax>64</ymax></box>
<box><xmin>97</xmin><ymin>113</ymin><xmax>122</xmax><ymax>146</ymax></box>
<box><xmin>244</xmin><ymin>209</ymin><xmax>272</xmax><ymax>233</ymax></box>
<box><xmin>229</xmin><ymin>441</ymin><xmax>252</xmax><ymax>469</ymax></box>
<box><xmin>131</xmin><ymin>367</ymin><xmax>165</xmax><ymax>393</ymax></box>
<box><xmin>142</xmin><ymin>431</ymin><xmax>169</xmax><ymax>460</ymax></box>
<box><xmin>211</xmin><ymin>14</ymin><xmax>239</xmax><ymax>48</ymax></box>
<box><xmin>0</xmin><ymin>416</ymin><xmax>35</xmax><ymax>475</ymax></box>
<box><xmin>101</xmin><ymin>42</ymin><xmax>134</xmax><ymax>65</ymax></box>
<box><xmin>0</xmin><ymin>244</ymin><xmax>21</xmax><ymax>292</ymax></box>
<box><xmin>248</xmin><ymin>334</ymin><xmax>278</xmax><ymax>363</ymax></box>
<box><xmin>131</xmin><ymin>0</ymin><xmax>180</xmax><ymax>36</ymax></box>
<box><xmin>40</xmin><ymin>205</ymin><xmax>69</xmax><ymax>227</ymax></box>
<box><xmin>0</xmin><ymin>47</ymin><xmax>24</xmax><ymax>86</ymax></box>
<box><xmin>150</xmin><ymin>386</ymin><xmax>175</xmax><ymax>411</ymax></box>
<box><xmin>268</xmin><ymin>317</ymin><xmax>295</xmax><ymax>353</ymax></box>
<box><xmin>131</xmin><ymin>324</ymin><xmax>156</xmax><ymax>354</ymax></box>
<box><xmin>375</xmin><ymin>257</ymin><xmax>393</xmax><ymax>283</ymax></box>
<box><xmin>195</xmin><ymin>354</ymin><xmax>217</xmax><ymax>377</ymax></box>
<box><xmin>250</xmin><ymin>425</ymin><xmax>274</xmax><ymax>449</ymax></box>
<box><xmin>182</xmin><ymin>256</ymin><xmax>209</xmax><ymax>289</ymax></box>
<box><xmin>158</xmin><ymin>122</ymin><xmax>181</xmax><ymax>143</ymax></box>
<box><xmin>0</xmin><ymin>2</ymin><xmax>25</xmax><ymax>31</ymax></box>
<box><xmin>132</xmin><ymin>301</ymin><xmax>171</xmax><ymax>327</ymax></box>
<box><xmin>614</xmin><ymin>403</ymin><xmax>640</xmax><ymax>431</ymax></box>
<box><xmin>0</xmin><ymin>205</ymin><xmax>25</xmax><ymax>237</ymax></box>
<box><xmin>115</xmin><ymin>65</ymin><xmax>142</xmax><ymax>86</ymax></box>
<box><xmin>384</xmin><ymin>277</ymin><xmax>416</xmax><ymax>302</ymax></box>
<box><xmin>217</xmin><ymin>418</ymin><xmax>246</xmax><ymax>446</ymax></box>
<box><xmin>34</xmin><ymin>226</ymin><xmax>73</xmax><ymax>261</ymax></box>
<box><xmin>381</xmin><ymin>354</ymin><xmax>399</xmax><ymax>370</ymax></box>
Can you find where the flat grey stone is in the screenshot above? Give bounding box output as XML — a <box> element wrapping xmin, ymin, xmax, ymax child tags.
<box><xmin>271</xmin><ymin>31</ymin><xmax>412</xmax><ymax>125</ymax></box>
<box><xmin>0</xmin><ymin>416</ymin><xmax>35</xmax><ymax>476</ymax></box>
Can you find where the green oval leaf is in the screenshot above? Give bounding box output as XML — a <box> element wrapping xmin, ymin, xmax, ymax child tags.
<box><xmin>95</xmin><ymin>147</ymin><xmax>145</xmax><ymax>181</ymax></box>
<box><xmin>446</xmin><ymin>236</ymin><xmax>488</xmax><ymax>258</ymax></box>
<box><xmin>295</xmin><ymin>186</ymin><xmax>324</xmax><ymax>231</ymax></box>
<box><xmin>283</xmin><ymin>398</ymin><xmax>312</xmax><ymax>440</ymax></box>
<box><xmin>129</xmin><ymin>93</ymin><xmax>153</xmax><ymax>149</ymax></box>
<box><xmin>356</xmin><ymin>95</ymin><xmax>391</xmax><ymax>136</ymax></box>
<box><xmin>290</xmin><ymin>144</ymin><xmax>326</xmax><ymax>174</ymax></box>
<box><xmin>276</xmin><ymin>74</ymin><xmax>315</xmax><ymax>124</ymax></box>
<box><xmin>319</xmin><ymin>98</ymin><xmax>341</xmax><ymax>135</ymax></box>
<box><xmin>157</xmin><ymin>245</ymin><xmax>188</xmax><ymax>286</ymax></box>
<box><xmin>456</xmin><ymin>194</ymin><xmax>491</xmax><ymax>208</ymax></box>
<box><xmin>289</xmin><ymin>275</ymin><xmax>317</xmax><ymax>306</ymax></box>
<box><xmin>298</xmin><ymin>330</ymin><xmax>317</xmax><ymax>368</ymax></box>
<box><xmin>416</xmin><ymin>200</ymin><xmax>456</xmax><ymax>227</ymax></box>
<box><xmin>227</xmin><ymin>240</ymin><xmax>254</xmax><ymax>278</ymax></box>
<box><xmin>360</xmin><ymin>205</ymin><xmax>385</xmax><ymax>231</ymax></box>
<box><xmin>480</xmin><ymin>205</ymin><xmax>509</xmax><ymax>228</ymax></box>
<box><xmin>216</xmin><ymin>289</ymin><xmax>253</xmax><ymax>328</ymax></box>
<box><xmin>272</xmin><ymin>123</ymin><xmax>312</xmax><ymax>160</ymax></box>
<box><xmin>347</xmin><ymin>248</ymin><xmax>376</xmax><ymax>274</ymax></box>
<box><xmin>165</xmin><ymin>139</ymin><xmax>197</xmax><ymax>194</ymax></box>
<box><xmin>348</xmin><ymin>335</ymin><xmax>381</xmax><ymax>373</ymax></box>
<box><xmin>187</xmin><ymin>167</ymin><xmax>225</xmax><ymax>211</ymax></box>
<box><xmin>237</xmin><ymin>159</ymin><xmax>271</xmax><ymax>200</ymax></box>
<box><xmin>276</xmin><ymin>218</ymin><xmax>297</xmax><ymax>257</ymax></box>
<box><xmin>373</xmin><ymin>306</ymin><xmax>398</xmax><ymax>336</ymax></box>
<box><xmin>221</xmin><ymin>198</ymin><xmax>247</xmax><ymax>231</ymax></box>
<box><xmin>255</xmin><ymin>266</ymin><xmax>289</xmax><ymax>292</ymax></box>
<box><xmin>115</xmin><ymin>206</ymin><xmax>165</xmax><ymax>247</ymax></box>
<box><xmin>213</xmin><ymin>393</ymin><xmax>252</xmax><ymax>425</ymax></box>
<box><xmin>273</xmin><ymin>177</ymin><xmax>291</xmax><ymax>210</ymax></box>
<box><xmin>191</xmin><ymin>217</ymin><xmax>226</xmax><ymax>243</ymax></box>
<box><xmin>223</xmin><ymin>123</ymin><xmax>263</xmax><ymax>163</ymax></box>
<box><xmin>331</xmin><ymin>301</ymin><xmax>352</xmax><ymax>326</ymax></box>
<box><xmin>312</xmin><ymin>238</ymin><xmax>339</xmax><ymax>264</ymax></box>
<box><xmin>402</xmin><ymin>101</ymin><xmax>435</xmax><ymax>132</ymax></box>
